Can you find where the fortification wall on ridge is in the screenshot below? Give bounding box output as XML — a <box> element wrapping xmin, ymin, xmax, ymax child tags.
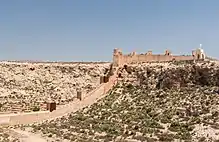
<box><xmin>172</xmin><ymin>56</ymin><xmax>194</xmax><ymax>61</ymax></box>
<box><xmin>123</xmin><ymin>54</ymin><xmax>173</xmax><ymax>63</ymax></box>
<box><xmin>113</xmin><ymin>48</ymin><xmax>205</xmax><ymax>67</ymax></box>
<box><xmin>0</xmin><ymin>68</ymin><xmax>119</xmax><ymax>126</ymax></box>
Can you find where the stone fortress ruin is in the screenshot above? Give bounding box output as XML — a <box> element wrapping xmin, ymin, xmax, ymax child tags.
<box><xmin>3</xmin><ymin>42</ymin><xmax>219</xmax><ymax>142</ymax></box>
<box><xmin>0</xmin><ymin>46</ymin><xmax>210</xmax><ymax>126</ymax></box>
<box><xmin>113</xmin><ymin>47</ymin><xmax>206</xmax><ymax>67</ymax></box>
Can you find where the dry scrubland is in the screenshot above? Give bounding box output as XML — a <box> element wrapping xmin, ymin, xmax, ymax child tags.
<box><xmin>9</xmin><ymin>61</ymin><xmax>218</xmax><ymax>142</ymax></box>
<box><xmin>0</xmin><ymin>62</ymin><xmax>109</xmax><ymax>113</ymax></box>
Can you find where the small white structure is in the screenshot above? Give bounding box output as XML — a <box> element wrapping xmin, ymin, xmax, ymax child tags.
<box><xmin>192</xmin><ymin>45</ymin><xmax>206</xmax><ymax>60</ymax></box>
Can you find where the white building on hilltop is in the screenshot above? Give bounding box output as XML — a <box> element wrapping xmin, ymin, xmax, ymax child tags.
<box><xmin>192</xmin><ymin>44</ymin><xmax>206</xmax><ymax>60</ymax></box>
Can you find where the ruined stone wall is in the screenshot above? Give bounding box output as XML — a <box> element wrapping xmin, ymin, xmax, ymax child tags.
<box><xmin>115</xmin><ymin>54</ymin><xmax>194</xmax><ymax>66</ymax></box>
<box><xmin>112</xmin><ymin>48</ymin><xmax>202</xmax><ymax>67</ymax></box>
<box><xmin>122</xmin><ymin>55</ymin><xmax>167</xmax><ymax>64</ymax></box>
<box><xmin>9</xmin><ymin>111</ymin><xmax>49</xmax><ymax>125</ymax></box>
<box><xmin>0</xmin><ymin>68</ymin><xmax>119</xmax><ymax>126</ymax></box>
<box><xmin>172</xmin><ymin>56</ymin><xmax>194</xmax><ymax>61</ymax></box>
<box><xmin>130</xmin><ymin>54</ymin><xmax>172</xmax><ymax>62</ymax></box>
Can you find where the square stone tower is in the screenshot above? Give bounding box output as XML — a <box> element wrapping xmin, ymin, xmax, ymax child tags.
<box><xmin>113</xmin><ymin>48</ymin><xmax>123</xmax><ymax>67</ymax></box>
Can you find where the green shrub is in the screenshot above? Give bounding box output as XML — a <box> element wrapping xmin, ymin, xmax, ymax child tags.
<box><xmin>32</xmin><ymin>106</ymin><xmax>40</xmax><ymax>112</ymax></box>
<box><xmin>157</xmin><ymin>133</ymin><xmax>175</xmax><ymax>141</ymax></box>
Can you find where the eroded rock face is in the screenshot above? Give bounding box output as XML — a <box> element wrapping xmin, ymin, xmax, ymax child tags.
<box><xmin>0</xmin><ymin>62</ymin><xmax>110</xmax><ymax>113</ymax></box>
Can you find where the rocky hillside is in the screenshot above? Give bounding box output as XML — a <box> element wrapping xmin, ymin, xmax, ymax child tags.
<box><xmin>0</xmin><ymin>62</ymin><xmax>110</xmax><ymax>113</ymax></box>
<box><xmin>122</xmin><ymin>61</ymin><xmax>219</xmax><ymax>89</ymax></box>
<box><xmin>19</xmin><ymin>61</ymin><xmax>219</xmax><ymax>141</ymax></box>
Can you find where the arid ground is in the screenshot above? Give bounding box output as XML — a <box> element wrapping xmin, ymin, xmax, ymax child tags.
<box><xmin>1</xmin><ymin>61</ymin><xmax>219</xmax><ymax>142</ymax></box>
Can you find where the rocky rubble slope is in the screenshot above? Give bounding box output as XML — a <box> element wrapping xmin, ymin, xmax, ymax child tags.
<box><xmin>20</xmin><ymin>61</ymin><xmax>219</xmax><ymax>141</ymax></box>
<box><xmin>0</xmin><ymin>62</ymin><xmax>109</xmax><ymax>113</ymax></box>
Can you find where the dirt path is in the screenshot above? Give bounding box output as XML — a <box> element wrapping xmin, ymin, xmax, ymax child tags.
<box><xmin>10</xmin><ymin>129</ymin><xmax>47</xmax><ymax>142</ymax></box>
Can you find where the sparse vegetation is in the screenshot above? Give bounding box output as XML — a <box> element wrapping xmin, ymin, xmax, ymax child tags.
<box><xmin>0</xmin><ymin>62</ymin><xmax>109</xmax><ymax>113</ymax></box>
<box><xmin>32</xmin><ymin>106</ymin><xmax>40</xmax><ymax>112</ymax></box>
<box><xmin>25</xmin><ymin>61</ymin><xmax>219</xmax><ymax>141</ymax></box>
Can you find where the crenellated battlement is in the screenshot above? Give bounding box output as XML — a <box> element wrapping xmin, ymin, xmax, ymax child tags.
<box><xmin>113</xmin><ymin>47</ymin><xmax>206</xmax><ymax>67</ymax></box>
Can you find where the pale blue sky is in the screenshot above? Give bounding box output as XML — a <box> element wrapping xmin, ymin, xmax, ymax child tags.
<box><xmin>0</xmin><ymin>0</ymin><xmax>218</xmax><ymax>61</ymax></box>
